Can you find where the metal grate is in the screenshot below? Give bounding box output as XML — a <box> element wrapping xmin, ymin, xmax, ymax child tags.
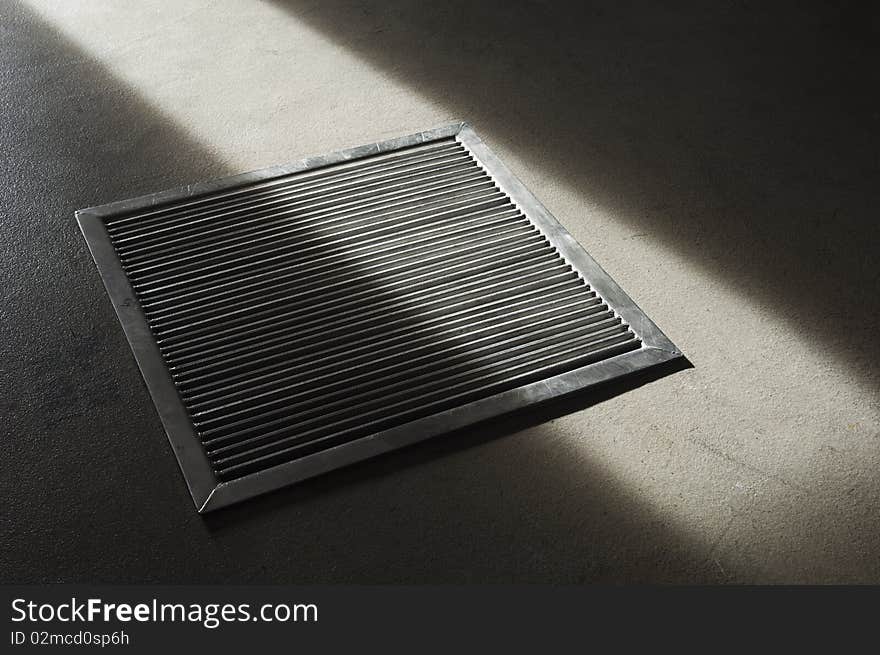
<box><xmin>77</xmin><ymin>123</ymin><xmax>681</xmax><ymax>512</ymax></box>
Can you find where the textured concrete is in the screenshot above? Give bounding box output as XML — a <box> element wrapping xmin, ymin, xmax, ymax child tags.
<box><xmin>1</xmin><ymin>0</ymin><xmax>878</xmax><ymax>583</ymax></box>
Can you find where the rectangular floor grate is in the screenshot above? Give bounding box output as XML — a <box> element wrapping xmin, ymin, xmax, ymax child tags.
<box><xmin>77</xmin><ymin>123</ymin><xmax>681</xmax><ymax>512</ymax></box>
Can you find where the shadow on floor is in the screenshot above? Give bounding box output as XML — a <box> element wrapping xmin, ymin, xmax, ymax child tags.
<box><xmin>269</xmin><ymin>0</ymin><xmax>880</xmax><ymax>387</ymax></box>
<box><xmin>202</xmin><ymin>358</ymin><xmax>715</xmax><ymax>583</ymax></box>
<box><xmin>1</xmin><ymin>0</ymin><xmax>714</xmax><ymax>583</ymax></box>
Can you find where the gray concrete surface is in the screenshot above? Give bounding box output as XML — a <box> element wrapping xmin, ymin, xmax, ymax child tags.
<box><xmin>1</xmin><ymin>0</ymin><xmax>877</xmax><ymax>583</ymax></box>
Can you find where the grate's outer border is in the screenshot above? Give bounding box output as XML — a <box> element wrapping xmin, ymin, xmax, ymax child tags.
<box><xmin>76</xmin><ymin>122</ymin><xmax>682</xmax><ymax>513</ymax></box>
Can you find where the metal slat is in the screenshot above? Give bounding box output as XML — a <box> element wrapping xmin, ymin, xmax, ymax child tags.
<box><xmin>143</xmin><ymin>209</ymin><xmax>527</xmax><ymax>321</ymax></box>
<box><xmin>129</xmin><ymin>176</ymin><xmax>501</xmax><ymax>290</ymax></box>
<box><xmin>117</xmin><ymin>156</ymin><xmax>482</xmax><ymax>261</ymax></box>
<box><xmin>106</xmin><ymin>140</ymin><xmax>462</xmax><ymax>236</ymax></box>
<box><xmin>155</xmin><ymin>255</ymin><xmax>570</xmax><ymax>353</ymax></box>
<box><xmin>181</xmin><ymin>292</ymin><xmax>604</xmax><ymax>406</ymax></box>
<box><xmin>136</xmin><ymin>190</ymin><xmax>511</xmax><ymax>305</ymax></box>
<box><xmin>150</xmin><ymin>234</ymin><xmax>553</xmax><ymax>338</ymax></box>
<box><xmin>169</xmin><ymin>275</ymin><xmax>591</xmax><ymax>385</ymax></box>
<box><xmin>211</xmin><ymin>333</ymin><xmax>641</xmax><ymax>479</ymax></box>
<box><xmin>193</xmin><ymin>313</ymin><xmax>626</xmax><ymax>433</ymax></box>
<box><xmin>147</xmin><ymin>217</ymin><xmax>535</xmax><ymax>329</ymax></box>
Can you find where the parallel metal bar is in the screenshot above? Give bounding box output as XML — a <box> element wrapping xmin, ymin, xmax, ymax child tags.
<box><xmin>115</xmin><ymin>156</ymin><xmax>481</xmax><ymax>257</ymax></box>
<box><xmin>206</xmin><ymin>323</ymin><xmax>633</xmax><ymax>450</ymax></box>
<box><xmin>157</xmin><ymin>256</ymin><xmax>572</xmax><ymax>356</ymax></box>
<box><xmin>126</xmin><ymin>175</ymin><xmax>500</xmax><ymax>289</ymax></box>
<box><xmin>171</xmin><ymin>276</ymin><xmax>591</xmax><ymax>388</ymax></box>
<box><xmin>211</xmin><ymin>332</ymin><xmax>641</xmax><ymax>477</ymax></box>
<box><xmin>106</xmin><ymin>139</ymin><xmax>460</xmax><ymax>234</ymax></box>
<box><xmin>113</xmin><ymin>145</ymin><xmax>468</xmax><ymax>245</ymax></box>
<box><xmin>192</xmin><ymin>307</ymin><xmax>618</xmax><ymax>424</ymax></box>
<box><xmin>181</xmin><ymin>290</ymin><xmax>602</xmax><ymax>404</ymax></box>
<box><xmin>133</xmin><ymin>187</ymin><xmax>509</xmax><ymax>303</ymax></box>
<box><xmin>142</xmin><ymin>207</ymin><xmax>525</xmax><ymax>319</ymax></box>
<box><xmin>149</xmin><ymin>230</ymin><xmax>546</xmax><ymax>333</ymax></box>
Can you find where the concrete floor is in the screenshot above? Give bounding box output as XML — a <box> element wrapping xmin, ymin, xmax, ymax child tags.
<box><xmin>1</xmin><ymin>0</ymin><xmax>877</xmax><ymax>583</ymax></box>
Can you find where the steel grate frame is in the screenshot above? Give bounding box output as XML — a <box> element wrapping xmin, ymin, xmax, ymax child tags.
<box><xmin>77</xmin><ymin>123</ymin><xmax>682</xmax><ymax>512</ymax></box>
